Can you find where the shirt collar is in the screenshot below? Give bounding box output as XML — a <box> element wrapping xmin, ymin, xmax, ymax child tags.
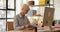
<box><xmin>19</xmin><ymin>13</ymin><xmax>25</xmax><ymax>18</ymax></box>
<box><xmin>19</xmin><ymin>13</ymin><xmax>22</xmax><ymax>17</ymax></box>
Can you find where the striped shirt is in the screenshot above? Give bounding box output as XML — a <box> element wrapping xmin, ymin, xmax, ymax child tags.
<box><xmin>14</xmin><ymin>14</ymin><xmax>30</xmax><ymax>30</ymax></box>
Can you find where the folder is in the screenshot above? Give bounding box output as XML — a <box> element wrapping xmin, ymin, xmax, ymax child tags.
<box><xmin>43</xmin><ymin>7</ymin><xmax>55</xmax><ymax>26</ymax></box>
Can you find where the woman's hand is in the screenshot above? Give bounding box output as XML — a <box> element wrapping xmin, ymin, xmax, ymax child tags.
<box><xmin>25</xmin><ymin>24</ymin><xmax>29</xmax><ymax>28</ymax></box>
<box><xmin>24</xmin><ymin>24</ymin><xmax>32</xmax><ymax>28</ymax></box>
<box><xmin>24</xmin><ymin>24</ymin><xmax>31</xmax><ymax>28</ymax></box>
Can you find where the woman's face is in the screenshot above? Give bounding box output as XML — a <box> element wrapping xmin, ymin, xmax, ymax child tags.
<box><xmin>22</xmin><ymin>6</ymin><xmax>30</xmax><ymax>14</ymax></box>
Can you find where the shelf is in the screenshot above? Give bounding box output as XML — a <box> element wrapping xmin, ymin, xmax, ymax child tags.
<box><xmin>30</xmin><ymin>4</ymin><xmax>54</xmax><ymax>7</ymax></box>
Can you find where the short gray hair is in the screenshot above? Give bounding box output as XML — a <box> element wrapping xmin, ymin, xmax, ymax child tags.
<box><xmin>21</xmin><ymin>4</ymin><xmax>30</xmax><ymax>10</ymax></box>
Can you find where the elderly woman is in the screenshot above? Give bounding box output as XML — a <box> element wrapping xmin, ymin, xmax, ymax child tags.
<box><xmin>14</xmin><ymin>4</ymin><xmax>30</xmax><ymax>30</ymax></box>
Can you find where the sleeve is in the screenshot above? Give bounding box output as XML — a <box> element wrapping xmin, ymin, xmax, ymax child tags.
<box><xmin>26</xmin><ymin>17</ymin><xmax>30</xmax><ymax>24</ymax></box>
<box><xmin>14</xmin><ymin>16</ymin><xmax>24</xmax><ymax>30</ymax></box>
<box><xmin>33</xmin><ymin>10</ymin><xmax>37</xmax><ymax>15</ymax></box>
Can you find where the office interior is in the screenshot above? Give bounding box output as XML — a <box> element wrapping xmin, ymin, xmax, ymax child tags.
<box><xmin>0</xmin><ymin>0</ymin><xmax>60</xmax><ymax>32</ymax></box>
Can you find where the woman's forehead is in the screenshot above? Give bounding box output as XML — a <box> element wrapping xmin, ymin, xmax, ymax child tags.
<box><xmin>22</xmin><ymin>6</ymin><xmax>29</xmax><ymax>8</ymax></box>
<box><xmin>22</xmin><ymin>6</ymin><xmax>30</xmax><ymax>10</ymax></box>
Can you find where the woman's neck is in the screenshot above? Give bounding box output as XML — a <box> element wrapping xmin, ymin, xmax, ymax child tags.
<box><xmin>20</xmin><ymin>12</ymin><xmax>25</xmax><ymax>16</ymax></box>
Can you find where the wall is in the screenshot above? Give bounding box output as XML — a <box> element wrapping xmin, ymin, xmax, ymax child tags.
<box><xmin>54</xmin><ymin>0</ymin><xmax>60</xmax><ymax>20</ymax></box>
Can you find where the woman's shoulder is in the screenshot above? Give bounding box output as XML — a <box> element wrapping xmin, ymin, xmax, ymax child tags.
<box><xmin>14</xmin><ymin>14</ymin><xmax>19</xmax><ymax>18</ymax></box>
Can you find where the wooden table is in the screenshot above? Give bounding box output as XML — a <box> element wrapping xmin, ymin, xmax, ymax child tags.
<box><xmin>6</xmin><ymin>29</ymin><xmax>35</xmax><ymax>32</ymax></box>
<box><xmin>37</xmin><ymin>27</ymin><xmax>60</xmax><ymax>32</ymax></box>
<box><xmin>6</xmin><ymin>28</ymin><xmax>60</xmax><ymax>32</ymax></box>
<box><xmin>52</xmin><ymin>28</ymin><xmax>60</xmax><ymax>32</ymax></box>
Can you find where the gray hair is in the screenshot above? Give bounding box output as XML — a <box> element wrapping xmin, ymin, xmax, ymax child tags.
<box><xmin>21</xmin><ymin>4</ymin><xmax>30</xmax><ymax>10</ymax></box>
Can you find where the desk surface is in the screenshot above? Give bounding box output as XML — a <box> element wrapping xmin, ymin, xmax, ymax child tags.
<box><xmin>37</xmin><ymin>27</ymin><xmax>60</xmax><ymax>32</ymax></box>
<box><xmin>6</xmin><ymin>27</ymin><xmax>60</xmax><ymax>32</ymax></box>
<box><xmin>6</xmin><ymin>29</ymin><xmax>35</xmax><ymax>32</ymax></box>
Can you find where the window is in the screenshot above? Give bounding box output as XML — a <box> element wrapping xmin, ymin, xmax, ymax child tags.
<box><xmin>0</xmin><ymin>0</ymin><xmax>6</xmax><ymax>31</ymax></box>
<box><xmin>0</xmin><ymin>0</ymin><xmax>6</xmax><ymax>9</ymax></box>
<box><xmin>0</xmin><ymin>19</ymin><xmax>6</xmax><ymax>31</ymax></box>
<box><xmin>0</xmin><ymin>0</ymin><xmax>16</xmax><ymax>31</ymax></box>
<box><xmin>0</xmin><ymin>10</ymin><xmax>6</xmax><ymax>18</ymax></box>
<box><xmin>8</xmin><ymin>0</ymin><xmax>14</xmax><ymax>9</ymax></box>
<box><xmin>7</xmin><ymin>11</ymin><xmax>14</xmax><ymax>18</ymax></box>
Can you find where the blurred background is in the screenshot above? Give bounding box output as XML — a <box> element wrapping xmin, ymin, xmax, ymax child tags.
<box><xmin>0</xmin><ymin>0</ymin><xmax>60</xmax><ymax>31</ymax></box>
